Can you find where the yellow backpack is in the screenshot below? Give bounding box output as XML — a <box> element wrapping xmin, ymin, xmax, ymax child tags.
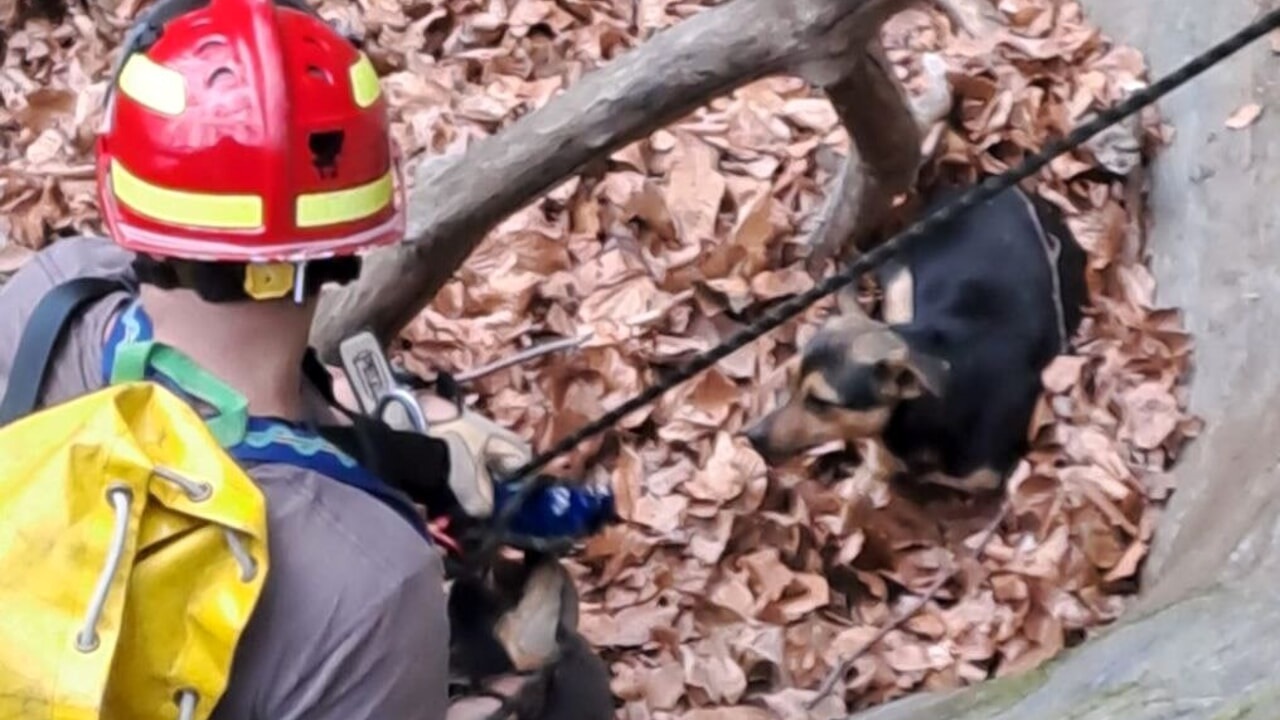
<box><xmin>0</xmin><ymin>278</ymin><xmax>270</xmax><ymax>720</ymax></box>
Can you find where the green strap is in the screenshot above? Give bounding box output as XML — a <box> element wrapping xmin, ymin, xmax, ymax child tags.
<box><xmin>110</xmin><ymin>340</ymin><xmax>249</xmax><ymax>448</ymax></box>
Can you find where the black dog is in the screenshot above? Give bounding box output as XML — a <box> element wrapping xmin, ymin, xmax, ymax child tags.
<box><xmin>745</xmin><ymin>181</ymin><xmax>1088</xmax><ymax>494</ymax></box>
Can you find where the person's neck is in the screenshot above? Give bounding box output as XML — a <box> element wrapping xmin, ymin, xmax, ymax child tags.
<box><xmin>138</xmin><ymin>285</ymin><xmax>315</xmax><ymax>422</ymax></box>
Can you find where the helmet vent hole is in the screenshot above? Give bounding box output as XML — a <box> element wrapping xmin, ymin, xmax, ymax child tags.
<box><xmin>306</xmin><ymin>65</ymin><xmax>331</xmax><ymax>82</ymax></box>
<box><xmin>195</xmin><ymin>37</ymin><xmax>227</xmax><ymax>54</ymax></box>
<box><xmin>309</xmin><ymin>131</ymin><xmax>344</xmax><ymax>179</ymax></box>
<box><xmin>206</xmin><ymin>67</ymin><xmax>234</xmax><ymax>88</ymax></box>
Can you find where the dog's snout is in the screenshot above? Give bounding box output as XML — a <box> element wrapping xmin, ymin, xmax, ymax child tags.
<box><xmin>744</xmin><ymin>419</ymin><xmax>792</xmax><ymax>465</ymax></box>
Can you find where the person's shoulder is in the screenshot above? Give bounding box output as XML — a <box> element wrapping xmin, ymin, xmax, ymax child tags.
<box><xmin>0</xmin><ymin>236</ymin><xmax>135</xmax><ymax>404</ymax></box>
<box><xmin>215</xmin><ymin>462</ymin><xmax>450</xmax><ymax>720</ymax></box>
<box><xmin>8</xmin><ymin>235</ymin><xmax>135</xmax><ymax>289</ymax></box>
<box><xmin>247</xmin><ymin>461</ymin><xmax>444</xmax><ymax>595</ymax></box>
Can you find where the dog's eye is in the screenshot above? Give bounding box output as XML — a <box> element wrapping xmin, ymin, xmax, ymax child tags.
<box><xmin>804</xmin><ymin>394</ymin><xmax>841</xmax><ymax>412</ymax></box>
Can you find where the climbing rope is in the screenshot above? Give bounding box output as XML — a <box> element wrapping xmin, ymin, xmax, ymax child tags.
<box><xmin>473</xmin><ymin>7</ymin><xmax>1280</xmax><ymax>714</ymax></box>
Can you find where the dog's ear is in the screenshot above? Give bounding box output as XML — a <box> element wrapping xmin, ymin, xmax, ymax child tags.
<box><xmin>874</xmin><ymin>349</ymin><xmax>949</xmax><ymax>399</ymax></box>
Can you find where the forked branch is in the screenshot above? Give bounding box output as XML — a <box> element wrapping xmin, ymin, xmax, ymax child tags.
<box><xmin>310</xmin><ymin>0</ymin><xmax>993</xmax><ymax>362</ymax></box>
<box><xmin>802</xmin><ymin>42</ymin><xmax>953</xmax><ymax>273</ymax></box>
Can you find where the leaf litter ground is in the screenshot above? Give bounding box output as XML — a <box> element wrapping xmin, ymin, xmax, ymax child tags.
<box><xmin>0</xmin><ymin>0</ymin><xmax>1200</xmax><ymax>716</ymax></box>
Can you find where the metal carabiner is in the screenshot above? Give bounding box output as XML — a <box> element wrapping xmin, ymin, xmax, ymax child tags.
<box><xmin>374</xmin><ymin>387</ymin><xmax>429</xmax><ymax>434</ymax></box>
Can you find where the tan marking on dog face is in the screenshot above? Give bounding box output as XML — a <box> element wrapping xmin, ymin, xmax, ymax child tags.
<box><xmin>881</xmin><ymin>263</ymin><xmax>914</xmax><ymax>325</ymax></box>
<box><xmin>919</xmin><ymin>467</ymin><xmax>1004</xmax><ymax>495</ymax></box>
<box><xmin>803</xmin><ymin>372</ymin><xmax>841</xmax><ymax>404</ymax></box>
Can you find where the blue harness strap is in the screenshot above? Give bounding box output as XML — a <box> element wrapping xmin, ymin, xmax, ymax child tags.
<box><xmin>102</xmin><ymin>298</ymin><xmax>431</xmax><ymax>542</ymax></box>
<box><xmin>231</xmin><ymin>418</ymin><xmax>429</xmax><ymax>537</ymax></box>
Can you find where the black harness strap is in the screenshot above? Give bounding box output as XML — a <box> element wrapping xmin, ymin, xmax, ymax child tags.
<box><xmin>302</xmin><ymin>347</ymin><xmax>342</xmax><ymax>407</ymax></box>
<box><xmin>0</xmin><ymin>276</ymin><xmax>130</xmax><ymax>427</ymax></box>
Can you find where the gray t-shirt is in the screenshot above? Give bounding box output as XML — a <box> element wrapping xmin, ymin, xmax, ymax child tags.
<box><xmin>0</xmin><ymin>236</ymin><xmax>450</xmax><ymax>720</ymax></box>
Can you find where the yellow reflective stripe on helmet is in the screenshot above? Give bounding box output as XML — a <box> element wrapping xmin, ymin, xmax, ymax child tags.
<box><xmin>295</xmin><ymin>171</ymin><xmax>393</xmax><ymax>228</ymax></box>
<box><xmin>111</xmin><ymin>160</ymin><xmax>264</xmax><ymax>230</ymax></box>
<box><xmin>349</xmin><ymin>53</ymin><xmax>381</xmax><ymax>108</ymax></box>
<box><xmin>117</xmin><ymin>53</ymin><xmax>187</xmax><ymax>116</ymax></box>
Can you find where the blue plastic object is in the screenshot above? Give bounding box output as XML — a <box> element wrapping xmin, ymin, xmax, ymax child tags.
<box><xmin>492</xmin><ymin>479</ymin><xmax>616</xmax><ymax>540</ymax></box>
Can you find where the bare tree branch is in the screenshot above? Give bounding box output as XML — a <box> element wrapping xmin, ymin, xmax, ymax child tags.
<box><xmin>931</xmin><ymin>0</ymin><xmax>1004</xmax><ymax>38</ymax></box>
<box><xmin>805</xmin><ymin>0</ymin><xmax>1010</xmax><ymax>272</ymax></box>
<box><xmin>310</xmin><ymin>0</ymin><xmax>938</xmax><ymax>362</ymax></box>
<box><xmin>801</xmin><ymin>40</ymin><xmax>954</xmax><ymax>274</ymax></box>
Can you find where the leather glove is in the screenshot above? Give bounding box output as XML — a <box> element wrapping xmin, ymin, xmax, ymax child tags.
<box><xmin>426</xmin><ymin>405</ymin><xmax>533</xmax><ymax>519</ymax></box>
<box><xmin>325</xmin><ymin>354</ymin><xmax>615</xmax><ymax>544</ymax></box>
<box><xmin>421</xmin><ymin>398</ymin><xmax>617</xmax><ymax>546</ymax></box>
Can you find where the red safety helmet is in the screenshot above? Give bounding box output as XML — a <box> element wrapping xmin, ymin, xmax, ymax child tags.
<box><xmin>95</xmin><ymin>0</ymin><xmax>405</xmax><ymax>264</ymax></box>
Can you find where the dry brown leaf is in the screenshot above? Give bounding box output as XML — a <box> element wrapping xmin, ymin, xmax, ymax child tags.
<box><xmin>684</xmin><ymin>432</ymin><xmax>765</xmax><ymax>503</ymax></box>
<box><xmin>665</xmin><ymin>132</ymin><xmax>726</xmax><ymax>244</ymax></box>
<box><xmin>1042</xmin><ymin>355</ymin><xmax>1089</xmax><ymax>394</ymax></box>
<box><xmin>773</xmin><ymin>573</ymin><xmax>831</xmax><ymax>623</ymax></box>
<box><xmin>759</xmin><ymin>688</ymin><xmax>847</xmax><ymax>720</ymax></box>
<box><xmin>884</xmin><ymin>643</ymin><xmax>935</xmax><ymax>674</ymax></box>
<box><xmin>611</xmin><ymin>444</ymin><xmax>644</xmax><ymax>523</ymax></box>
<box><xmin>905</xmin><ymin>611</ymin><xmax>947</xmax><ymax>640</ymax></box>
<box><xmin>581</xmin><ymin>600</ymin><xmax>681</xmax><ymax>649</ymax></box>
<box><xmin>835</xmin><ymin>529</ymin><xmax>867</xmax><ymax>566</ymax></box>
<box><xmin>681</xmin><ymin>639</ymin><xmax>748</xmax><ymax>704</ymax></box>
<box><xmin>630</xmin><ymin>493</ymin><xmax>689</xmax><ymax>535</ymax></box>
<box><xmin>739</xmin><ymin>548</ymin><xmax>795</xmax><ymax>607</ymax></box>
<box><xmin>732</xmin><ymin>188</ymin><xmax>781</xmax><ymax>274</ymax></box>
<box><xmin>643</xmin><ymin>661</ymin><xmax>687</xmax><ymax>710</ymax></box>
<box><xmin>1104</xmin><ymin>540</ymin><xmax>1149</xmax><ymax>581</ymax></box>
<box><xmin>0</xmin><ymin>242</ymin><xmax>34</xmax><ymax>274</ymax></box>
<box><xmin>781</xmin><ymin>97</ymin><xmax>840</xmax><ymax>132</ymax></box>
<box><xmin>751</xmin><ymin>267</ymin><xmax>814</xmax><ymax>299</ymax></box>
<box><xmin>1120</xmin><ymin>382</ymin><xmax>1180</xmax><ymax>450</ymax></box>
<box><xmin>708</xmin><ymin>573</ymin><xmax>756</xmax><ymax>620</ymax></box>
<box><xmin>680</xmin><ymin>708</ymin><xmax>771</xmax><ymax>720</ymax></box>
<box><xmin>688</xmin><ymin>511</ymin><xmax>736</xmax><ymax>565</ymax></box>
<box><xmin>1225</xmin><ymin>102</ymin><xmax>1263</xmax><ymax>130</ymax></box>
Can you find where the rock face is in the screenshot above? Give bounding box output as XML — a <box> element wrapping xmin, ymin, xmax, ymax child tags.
<box><xmin>855</xmin><ymin>3</ymin><xmax>1280</xmax><ymax>718</ymax></box>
